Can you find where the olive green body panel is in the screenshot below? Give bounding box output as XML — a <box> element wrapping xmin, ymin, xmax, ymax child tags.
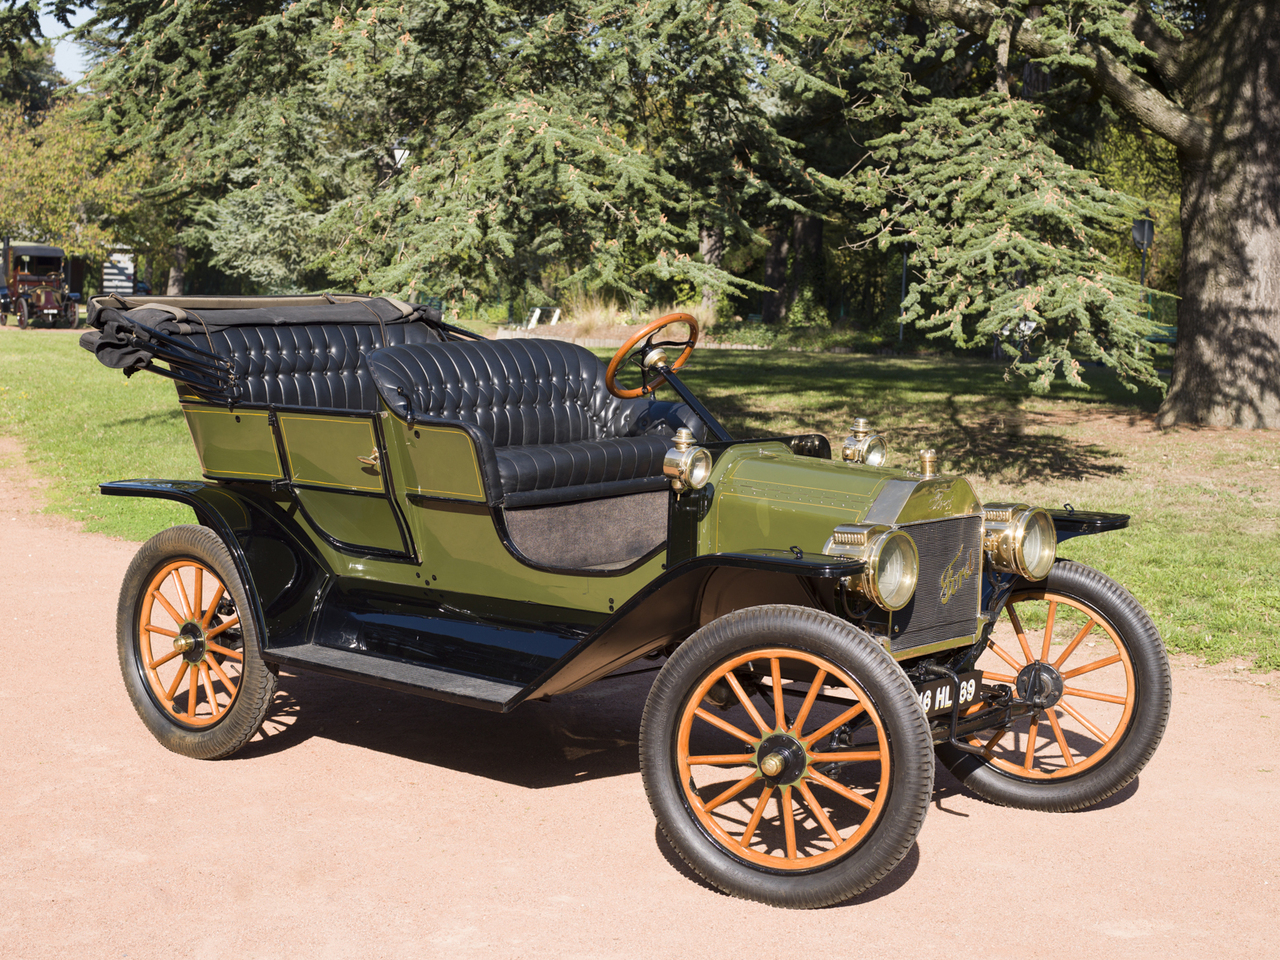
<box><xmin>700</xmin><ymin>442</ymin><xmax>983</xmax><ymax>556</ymax></box>
<box><xmin>182</xmin><ymin>407</ymin><xmax>282</xmax><ymax>480</ymax></box>
<box><xmin>386</xmin><ymin>420</ymin><xmax>486</xmax><ymax>502</ymax></box>
<box><xmin>294</xmin><ymin>487</ymin><xmax>409</xmax><ymax>555</ymax></box>
<box><xmin>278</xmin><ymin>413</ymin><xmax>382</xmax><ymax>490</ymax></box>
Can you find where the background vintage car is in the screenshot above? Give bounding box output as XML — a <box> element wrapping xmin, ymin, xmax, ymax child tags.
<box><xmin>80</xmin><ymin>294</ymin><xmax>1171</xmax><ymax>908</ymax></box>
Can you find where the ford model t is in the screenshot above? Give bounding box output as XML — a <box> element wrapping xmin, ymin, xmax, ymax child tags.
<box><xmin>80</xmin><ymin>295</ymin><xmax>1170</xmax><ymax>908</ymax></box>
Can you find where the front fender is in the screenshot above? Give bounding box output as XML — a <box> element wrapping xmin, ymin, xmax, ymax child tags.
<box><xmin>101</xmin><ymin>480</ymin><xmax>332</xmax><ymax>655</ymax></box>
<box><xmin>521</xmin><ymin>550</ymin><xmax>865</xmax><ymax>701</ymax></box>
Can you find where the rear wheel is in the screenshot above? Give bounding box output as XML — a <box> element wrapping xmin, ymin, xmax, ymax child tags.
<box><xmin>118</xmin><ymin>525</ymin><xmax>276</xmax><ymax>759</ymax></box>
<box><xmin>640</xmin><ymin>605</ymin><xmax>932</xmax><ymax>908</ymax></box>
<box><xmin>937</xmin><ymin>561</ymin><xmax>1170</xmax><ymax>811</ymax></box>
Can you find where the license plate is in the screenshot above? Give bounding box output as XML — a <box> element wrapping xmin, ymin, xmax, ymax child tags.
<box><xmin>915</xmin><ymin>671</ymin><xmax>982</xmax><ymax>718</ymax></box>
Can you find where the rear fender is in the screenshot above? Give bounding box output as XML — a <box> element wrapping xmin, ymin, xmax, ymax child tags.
<box><xmin>101</xmin><ymin>480</ymin><xmax>331</xmax><ymax>656</ymax></box>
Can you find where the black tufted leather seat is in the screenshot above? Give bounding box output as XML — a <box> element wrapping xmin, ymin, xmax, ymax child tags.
<box><xmin>176</xmin><ymin>322</ymin><xmax>440</xmax><ymax>410</ymax></box>
<box><xmin>369</xmin><ymin>338</ymin><xmax>704</xmax><ymax>505</ymax></box>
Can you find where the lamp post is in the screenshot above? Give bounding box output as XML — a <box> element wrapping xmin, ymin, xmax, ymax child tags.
<box><xmin>1132</xmin><ymin>212</ymin><xmax>1154</xmax><ymax>321</ymax></box>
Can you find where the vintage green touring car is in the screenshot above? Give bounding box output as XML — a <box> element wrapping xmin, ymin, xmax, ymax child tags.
<box><xmin>81</xmin><ymin>295</ymin><xmax>1170</xmax><ymax>908</ymax></box>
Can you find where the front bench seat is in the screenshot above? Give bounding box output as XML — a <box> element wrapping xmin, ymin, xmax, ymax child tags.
<box><xmin>369</xmin><ymin>338</ymin><xmax>706</xmax><ymax>506</ymax></box>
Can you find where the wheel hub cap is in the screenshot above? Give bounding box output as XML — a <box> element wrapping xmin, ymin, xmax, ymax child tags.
<box><xmin>1016</xmin><ymin>661</ymin><xmax>1065</xmax><ymax>709</ymax></box>
<box><xmin>755</xmin><ymin>734</ymin><xmax>807</xmax><ymax>786</ymax></box>
<box><xmin>175</xmin><ymin>622</ymin><xmax>208</xmax><ymax>664</ymax></box>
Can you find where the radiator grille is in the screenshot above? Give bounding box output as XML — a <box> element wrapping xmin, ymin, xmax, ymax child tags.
<box><xmin>889</xmin><ymin>515</ymin><xmax>983</xmax><ymax>654</ymax></box>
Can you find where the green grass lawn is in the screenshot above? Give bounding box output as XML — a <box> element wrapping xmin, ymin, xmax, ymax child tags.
<box><xmin>3</xmin><ymin>328</ymin><xmax>1276</xmax><ymax>669</ymax></box>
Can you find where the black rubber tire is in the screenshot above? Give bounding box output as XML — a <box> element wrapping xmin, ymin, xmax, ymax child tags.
<box><xmin>16</xmin><ymin>299</ymin><xmax>28</xmax><ymax>329</ymax></box>
<box><xmin>640</xmin><ymin>604</ymin><xmax>932</xmax><ymax>908</ymax></box>
<box><xmin>117</xmin><ymin>525</ymin><xmax>276</xmax><ymax>760</ymax></box>
<box><xmin>937</xmin><ymin>561</ymin><xmax>1170</xmax><ymax>811</ymax></box>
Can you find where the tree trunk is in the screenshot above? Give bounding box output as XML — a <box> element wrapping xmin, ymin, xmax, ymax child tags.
<box><xmin>1157</xmin><ymin>7</ymin><xmax>1280</xmax><ymax>429</ymax></box>
<box><xmin>166</xmin><ymin>245</ymin><xmax>187</xmax><ymax>296</ymax></box>
<box><xmin>760</xmin><ymin>224</ymin><xmax>791</xmax><ymax>324</ymax></box>
<box><xmin>699</xmin><ymin>225</ymin><xmax>725</xmax><ymax>316</ymax></box>
<box><xmin>785</xmin><ymin>214</ymin><xmax>825</xmax><ymax>324</ymax></box>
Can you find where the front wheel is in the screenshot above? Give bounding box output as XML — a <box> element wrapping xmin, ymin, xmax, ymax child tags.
<box><xmin>640</xmin><ymin>605</ymin><xmax>932</xmax><ymax>908</ymax></box>
<box><xmin>937</xmin><ymin>561</ymin><xmax>1170</xmax><ymax>811</ymax></box>
<box><xmin>117</xmin><ymin>525</ymin><xmax>276</xmax><ymax>759</ymax></box>
<box><xmin>15</xmin><ymin>299</ymin><xmax>28</xmax><ymax>329</ymax></box>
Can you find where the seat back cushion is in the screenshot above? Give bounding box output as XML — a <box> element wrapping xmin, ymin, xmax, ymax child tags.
<box><xmin>180</xmin><ymin>321</ymin><xmax>441</xmax><ymax>410</ymax></box>
<box><xmin>368</xmin><ymin>338</ymin><xmax>658</xmax><ymax>445</ymax></box>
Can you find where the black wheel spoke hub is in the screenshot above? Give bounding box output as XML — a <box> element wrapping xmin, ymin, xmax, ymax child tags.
<box><xmin>755</xmin><ymin>733</ymin><xmax>808</xmax><ymax>787</ymax></box>
<box><xmin>1015</xmin><ymin>661</ymin><xmax>1065</xmax><ymax>709</ymax></box>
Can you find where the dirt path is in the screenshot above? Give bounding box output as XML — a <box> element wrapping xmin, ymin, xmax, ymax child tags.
<box><xmin>0</xmin><ymin>434</ymin><xmax>1276</xmax><ymax>959</ymax></box>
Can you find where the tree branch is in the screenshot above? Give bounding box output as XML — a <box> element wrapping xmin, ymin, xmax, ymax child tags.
<box><xmin>907</xmin><ymin>0</ymin><xmax>1210</xmax><ymax>157</ymax></box>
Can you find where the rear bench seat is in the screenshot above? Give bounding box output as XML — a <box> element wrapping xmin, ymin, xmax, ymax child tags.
<box><xmin>368</xmin><ymin>338</ymin><xmax>705</xmax><ymax>507</ymax></box>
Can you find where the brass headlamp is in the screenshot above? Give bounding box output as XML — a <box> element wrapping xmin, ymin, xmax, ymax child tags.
<box><xmin>823</xmin><ymin>522</ymin><xmax>919</xmax><ymax>611</ymax></box>
<box><xmin>983</xmin><ymin>502</ymin><xmax>1057</xmax><ymax>581</ymax></box>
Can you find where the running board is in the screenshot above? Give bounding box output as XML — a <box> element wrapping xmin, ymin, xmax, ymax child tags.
<box><xmin>264</xmin><ymin>643</ymin><xmax>525</xmax><ymax>712</ymax></box>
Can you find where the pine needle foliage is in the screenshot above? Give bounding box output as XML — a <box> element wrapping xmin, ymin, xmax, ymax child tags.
<box><xmin>855</xmin><ymin>94</ymin><xmax>1156</xmax><ymax>391</ymax></box>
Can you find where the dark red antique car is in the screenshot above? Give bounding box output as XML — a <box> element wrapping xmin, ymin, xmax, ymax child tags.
<box><xmin>1</xmin><ymin>242</ymin><xmax>79</xmax><ymax>328</ymax></box>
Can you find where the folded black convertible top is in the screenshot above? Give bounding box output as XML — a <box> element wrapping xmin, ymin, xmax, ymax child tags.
<box><xmin>79</xmin><ymin>294</ymin><xmax>458</xmax><ymax>400</ymax></box>
<box><xmin>85</xmin><ymin>293</ymin><xmax>422</xmax><ymax>334</ymax></box>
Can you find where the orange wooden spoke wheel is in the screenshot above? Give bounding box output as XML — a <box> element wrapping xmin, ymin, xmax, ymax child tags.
<box><xmin>938</xmin><ymin>561</ymin><xmax>1170</xmax><ymax>812</ymax></box>
<box><xmin>604</xmin><ymin>312</ymin><xmax>698</xmax><ymax>399</ymax></box>
<box><xmin>118</xmin><ymin>525</ymin><xmax>276</xmax><ymax>760</ymax></box>
<box><xmin>137</xmin><ymin>558</ymin><xmax>244</xmax><ymax>728</ymax></box>
<box><xmin>641</xmin><ymin>606</ymin><xmax>932</xmax><ymax>908</ymax></box>
<box><xmin>676</xmin><ymin>647</ymin><xmax>892</xmax><ymax>871</ymax></box>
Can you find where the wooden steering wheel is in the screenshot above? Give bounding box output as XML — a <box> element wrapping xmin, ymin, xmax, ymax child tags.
<box><xmin>604</xmin><ymin>313</ymin><xmax>699</xmax><ymax>399</ymax></box>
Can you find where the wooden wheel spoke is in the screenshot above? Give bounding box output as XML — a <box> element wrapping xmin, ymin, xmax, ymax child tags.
<box><xmin>806</xmin><ymin>768</ymin><xmax>875</xmax><ymax>811</ymax></box>
<box><xmin>770</xmin><ymin>659</ymin><xmax>786</xmax><ymax>731</ymax></box>
<box><xmin>781</xmin><ymin>787</ymin><xmax>798</xmax><ymax>860</ymax></box>
<box><xmin>199</xmin><ymin>663</ymin><xmax>220</xmax><ymax>718</ymax></box>
<box><xmin>1053</xmin><ymin>619</ymin><xmax>1097</xmax><ymax>669</ymax></box>
<box><xmin>207</xmin><ymin>656</ymin><xmax>238</xmax><ymax>700</ymax></box>
<box><xmin>808</xmin><ymin>750</ymin><xmax>880</xmax><ymax>763</ymax></box>
<box><xmin>724</xmin><ymin>671</ymin><xmax>770</xmax><ymax>735</ymax></box>
<box><xmin>1023</xmin><ymin>715</ymin><xmax>1040</xmax><ymax>771</ymax></box>
<box><xmin>1046</xmin><ymin>709</ymin><xmax>1075</xmax><ymax>768</ymax></box>
<box><xmin>1063</xmin><ymin>685</ymin><xmax>1128</xmax><ymax>705</ymax></box>
<box><xmin>1041</xmin><ymin>600</ymin><xmax>1057</xmax><ymax>662</ymax></box>
<box><xmin>152</xmin><ymin>590</ymin><xmax>185</xmax><ymax>629</ymax></box>
<box><xmin>143</xmin><ymin>623</ymin><xmax>178</xmax><ymax>639</ymax></box>
<box><xmin>1008</xmin><ymin>605</ymin><xmax>1036</xmax><ymax>664</ymax></box>
<box><xmin>987</xmin><ymin>640</ymin><xmax>1025</xmax><ymax>672</ymax></box>
<box><xmin>192</xmin><ymin>567</ymin><xmax>203</xmax><ymax>629</ymax></box>
<box><xmin>693</xmin><ymin>707</ymin><xmax>758</xmax><ymax>745</ymax></box>
<box><xmin>806</xmin><ymin>701</ymin><xmax>866</xmax><ymax>745</ymax></box>
<box><xmin>981</xmin><ymin>672</ymin><xmax>1016</xmax><ymax>684</ymax></box>
<box><xmin>688</xmin><ymin>753</ymin><xmax>754</xmax><ymax>767</ymax></box>
<box><xmin>789</xmin><ymin>668</ymin><xmax>826</xmax><ymax>738</ymax></box>
<box><xmin>171</xmin><ymin>569</ymin><xmax>194</xmax><ymax>622</ymax></box>
<box><xmin>164</xmin><ymin>661</ymin><xmax>190</xmax><ymax>703</ymax></box>
<box><xmin>1061</xmin><ymin>654</ymin><xmax>1122</xmax><ymax>679</ymax></box>
<box><xmin>206</xmin><ymin>642</ymin><xmax>243</xmax><ymax>661</ymax></box>
<box><xmin>149</xmin><ymin>647</ymin><xmax>183</xmax><ymax>669</ymax></box>
<box><xmin>204</xmin><ymin>615</ymin><xmax>240</xmax><ymax>640</ymax></box>
<box><xmin>702</xmin><ymin>772</ymin><xmax>759</xmax><ymax>814</ymax></box>
<box><xmin>739</xmin><ymin>786</ymin><xmax>773</xmax><ymax>851</ymax></box>
<box><xmin>1058</xmin><ymin>699</ymin><xmax>1108</xmax><ymax>741</ymax></box>
<box><xmin>796</xmin><ymin>780</ymin><xmax>842</xmax><ymax>847</ymax></box>
<box><xmin>981</xmin><ymin>728</ymin><xmax>1007</xmax><ymax>754</ymax></box>
<box><xmin>200</xmin><ymin>583</ymin><xmax>226</xmax><ymax>629</ymax></box>
<box><xmin>187</xmin><ymin>665</ymin><xmax>199</xmax><ymax>717</ymax></box>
